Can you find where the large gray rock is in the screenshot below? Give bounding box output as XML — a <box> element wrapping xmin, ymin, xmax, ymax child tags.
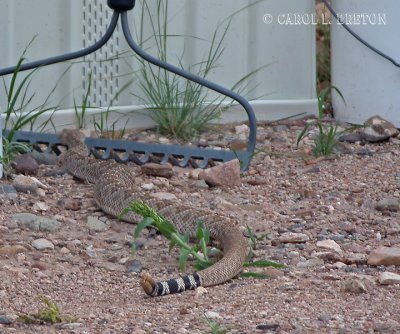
<box><xmin>0</xmin><ymin>184</ymin><xmax>17</xmax><ymax>200</ymax></box>
<box><xmin>27</xmin><ymin>151</ymin><xmax>59</xmax><ymax>165</ymax></box>
<box><xmin>12</xmin><ymin>175</ymin><xmax>38</xmax><ymax>193</ymax></box>
<box><xmin>32</xmin><ymin>238</ymin><xmax>54</xmax><ymax>250</ymax></box>
<box><xmin>12</xmin><ymin>213</ymin><xmax>61</xmax><ymax>232</ymax></box>
<box><xmin>86</xmin><ymin>216</ymin><xmax>108</xmax><ymax>232</ymax></box>
<box><xmin>363</xmin><ymin>115</ymin><xmax>399</xmax><ymax>142</ymax></box>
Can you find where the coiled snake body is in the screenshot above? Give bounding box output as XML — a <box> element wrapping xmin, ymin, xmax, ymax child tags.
<box><xmin>59</xmin><ymin>129</ymin><xmax>248</xmax><ymax>296</ymax></box>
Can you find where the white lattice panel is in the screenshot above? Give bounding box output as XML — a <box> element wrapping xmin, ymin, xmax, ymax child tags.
<box><xmin>81</xmin><ymin>0</ymin><xmax>120</xmax><ymax>106</ymax></box>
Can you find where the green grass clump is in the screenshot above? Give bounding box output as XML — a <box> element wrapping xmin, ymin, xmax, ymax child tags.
<box><xmin>133</xmin><ymin>0</ymin><xmax>265</xmax><ymax>142</ymax></box>
<box><xmin>203</xmin><ymin>315</ymin><xmax>228</xmax><ymax>334</ymax></box>
<box><xmin>0</xmin><ymin>138</ymin><xmax>31</xmax><ymax>176</ymax></box>
<box><xmin>122</xmin><ymin>200</ymin><xmax>283</xmax><ymax>277</ymax></box>
<box><xmin>297</xmin><ymin>85</ymin><xmax>349</xmax><ymax>157</ymax></box>
<box><xmin>19</xmin><ymin>296</ymin><xmax>76</xmax><ymax>325</ymax></box>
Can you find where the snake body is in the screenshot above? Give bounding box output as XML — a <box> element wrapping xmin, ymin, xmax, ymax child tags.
<box><xmin>59</xmin><ymin>129</ymin><xmax>248</xmax><ymax>296</ymax></box>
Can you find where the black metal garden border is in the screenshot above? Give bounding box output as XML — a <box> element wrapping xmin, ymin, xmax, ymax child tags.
<box><xmin>0</xmin><ymin>0</ymin><xmax>257</xmax><ymax>171</ymax></box>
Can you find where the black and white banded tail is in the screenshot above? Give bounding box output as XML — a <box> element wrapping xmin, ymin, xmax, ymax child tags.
<box><xmin>148</xmin><ymin>273</ymin><xmax>202</xmax><ymax>297</ymax></box>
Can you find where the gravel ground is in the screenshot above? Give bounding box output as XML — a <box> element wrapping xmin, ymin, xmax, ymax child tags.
<box><xmin>1</xmin><ymin>119</ymin><xmax>400</xmax><ymax>334</ymax></box>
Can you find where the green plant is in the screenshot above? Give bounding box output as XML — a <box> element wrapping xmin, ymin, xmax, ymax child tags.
<box><xmin>203</xmin><ymin>315</ymin><xmax>228</xmax><ymax>334</ymax></box>
<box><xmin>246</xmin><ymin>225</ymin><xmax>269</xmax><ymax>259</ymax></box>
<box><xmin>296</xmin><ymin>86</ymin><xmax>348</xmax><ymax>157</ymax></box>
<box><xmin>0</xmin><ymin>138</ymin><xmax>31</xmax><ymax>176</ymax></box>
<box><xmin>92</xmin><ymin>79</ymin><xmax>134</xmax><ymax>139</ymax></box>
<box><xmin>2</xmin><ymin>38</ymin><xmax>63</xmax><ymax>140</ymax></box>
<box><xmin>132</xmin><ymin>0</ymin><xmax>266</xmax><ymax>142</ymax></box>
<box><xmin>73</xmin><ymin>73</ymin><xmax>92</xmax><ymax>129</ymax></box>
<box><xmin>122</xmin><ymin>200</ymin><xmax>282</xmax><ymax>277</ymax></box>
<box><xmin>18</xmin><ymin>296</ymin><xmax>76</xmax><ymax>325</ymax></box>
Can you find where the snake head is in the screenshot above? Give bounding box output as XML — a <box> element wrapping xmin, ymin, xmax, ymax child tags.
<box><xmin>58</xmin><ymin>129</ymin><xmax>87</xmax><ymax>147</ymax></box>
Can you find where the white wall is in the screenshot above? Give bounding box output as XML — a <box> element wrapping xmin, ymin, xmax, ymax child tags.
<box><xmin>0</xmin><ymin>0</ymin><xmax>317</xmax><ymax>131</ymax></box>
<box><xmin>331</xmin><ymin>0</ymin><xmax>400</xmax><ymax>126</ymax></box>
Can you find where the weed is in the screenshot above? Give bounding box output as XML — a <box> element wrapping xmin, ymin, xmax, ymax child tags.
<box><xmin>296</xmin><ymin>86</ymin><xmax>348</xmax><ymax>157</ymax></box>
<box><xmin>73</xmin><ymin>73</ymin><xmax>92</xmax><ymax>129</ymax></box>
<box><xmin>0</xmin><ymin>138</ymin><xmax>31</xmax><ymax>176</ymax></box>
<box><xmin>92</xmin><ymin>79</ymin><xmax>134</xmax><ymax>139</ymax></box>
<box><xmin>19</xmin><ymin>296</ymin><xmax>76</xmax><ymax>325</ymax></box>
<box><xmin>203</xmin><ymin>315</ymin><xmax>228</xmax><ymax>334</ymax></box>
<box><xmin>122</xmin><ymin>200</ymin><xmax>282</xmax><ymax>277</ymax></box>
<box><xmin>133</xmin><ymin>0</ymin><xmax>266</xmax><ymax>142</ymax></box>
<box><xmin>246</xmin><ymin>225</ymin><xmax>270</xmax><ymax>258</ymax></box>
<box><xmin>2</xmin><ymin>38</ymin><xmax>63</xmax><ymax>140</ymax></box>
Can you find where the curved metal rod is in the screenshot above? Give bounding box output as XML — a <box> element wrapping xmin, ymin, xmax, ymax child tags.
<box><xmin>0</xmin><ymin>11</ymin><xmax>120</xmax><ymax>76</ymax></box>
<box><xmin>120</xmin><ymin>11</ymin><xmax>257</xmax><ymax>155</ymax></box>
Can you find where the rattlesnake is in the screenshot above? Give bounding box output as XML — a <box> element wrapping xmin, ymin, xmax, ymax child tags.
<box><xmin>59</xmin><ymin>129</ymin><xmax>248</xmax><ymax>296</ymax></box>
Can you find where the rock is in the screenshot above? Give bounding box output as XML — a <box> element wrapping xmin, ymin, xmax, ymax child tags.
<box><xmin>278</xmin><ymin>232</ymin><xmax>310</xmax><ymax>244</ymax></box>
<box><xmin>363</xmin><ymin>115</ymin><xmax>399</xmax><ymax>142</ymax></box>
<box><xmin>60</xmin><ymin>247</ymin><xmax>70</xmax><ymax>254</ymax></box>
<box><xmin>273</xmin><ymin>124</ymin><xmax>289</xmax><ymax>132</ymax></box>
<box><xmin>368</xmin><ymin>247</ymin><xmax>400</xmax><ymax>266</ymax></box>
<box><xmin>234</xmin><ymin>124</ymin><xmax>249</xmax><ymax>135</ymax></box>
<box><xmin>343</xmin><ymin>253</ymin><xmax>368</xmax><ymax>265</ymax></box>
<box><xmin>316</xmin><ymin>239</ymin><xmax>342</xmax><ymax>253</ymax></box>
<box><xmin>97</xmin><ymin>262</ymin><xmax>125</xmax><ymax>272</ymax></box>
<box><xmin>126</xmin><ymin>259</ymin><xmax>143</xmax><ymax>273</ymax></box>
<box><xmin>0</xmin><ymin>184</ymin><xmax>18</xmax><ymax>200</ymax></box>
<box><xmin>58</xmin><ymin>198</ymin><xmax>82</xmax><ymax>211</ymax></box>
<box><xmin>341</xmin><ymin>278</ymin><xmax>367</xmax><ymax>294</ymax></box>
<box><xmin>332</xmin><ymin>262</ymin><xmax>347</xmax><ymax>269</ymax></box>
<box><xmin>141</xmin><ymin>163</ymin><xmax>173</xmax><ymax>178</ymax></box>
<box><xmin>150</xmin><ymin>192</ymin><xmax>177</xmax><ymax>201</ymax></box>
<box><xmin>13</xmin><ymin>153</ymin><xmax>39</xmax><ymax>175</ymax></box>
<box><xmin>141</xmin><ymin>183</ymin><xmax>155</xmax><ymax>191</ymax></box>
<box><xmin>32</xmin><ymin>238</ymin><xmax>54</xmax><ymax>250</ymax></box>
<box><xmin>0</xmin><ymin>315</ymin><xmax>12</xmax><ymax>325</ymax></box>
<box><xmin>158</xmin><ymin>136</ymin><xmax>170</xmax><ymax>144</ymax></box>
<box><xmin>12</xmin><ymin>213</ymin><xmax>60</xmax><ymax>232</ymax></box>
<box><xmin>188</xmin><ymin>169</ymin><xmax>202</xmax><ymax>180</ymax></box>
<box><xmin>198</xmin><ymin>159</ymin><xmax>241</xmax><ymax>187</ymax></box>
<box><xmin>297</xmin><ymin>258</ymin><xmax>324</xmax><ymax>268</ymax></box>
<box><xmin>255</xmin><ymin>323</ymin><xmax>280</xmax><ymax>332</ymax></box>
<box><xmin>36</xmin><ymin>188</ymin><xmax>46</xmax><ymax>197</ymax></box>
<box><xmin>375</xmin><ymin>198</ymin><xmax>400</xmax><ymax>212</ymax></box>
<box><xmin>339</xmin><ymin>131</ymin><xmax>364</xmax><ymax>143</ymax></box>
<box><xmin>204</xmin><ymin>311</ymin><xmax>221</xmax><ymax>319</ymax></box>
<box><xmin>33</xmin><ymin>202</ymin><xmax>49</xmax><ymax>211</ymax></box>
<box><xmin>32</xmin><ymin>261</ymin><xmax>50</xmax><ymax>271</ymax></box>
<box><xmin>215</xmin><ymin>197</ymin><xmax>235</xmax><ymax>210</ymax></box>
<box><xmin>378</xmin><ymin>272</ymin><xmax>400</xmax><ymax>285</ymax></box>
<box><xmin>229</xmin><ymin>139</ymin><xmax>247</xmax><ymax>151</ymax></box>
<box><xmin>12</xmin><ymin>175</ymin><xmax>38</xmax><ymax>193</ymax></box>
<box><xmin>27</xmin><ymin>151</ymin><xmax>59</xmax><ymax>165</ymax></box>
<box><xmin>196</xmin><ymin>287</ymin><xmax>208</xmax><ymax>295</ymax></box>
<box><xmin>0</xmin><ymin>245</ymin><xmax>27</xmax><ymax>258</ymax></box>
<box><xmin>86</xmin><ymin>216</ymin><xmax>108</xmax><ymax>232</ymax></box>
<box><xmin>193</xmin><ymin>180</ymin><xmax>209</xmax><ymax>189</ymax></box>
<box><xmin>373</xmin><ymin>320</ymin><xmax>400</xmax><ymax>333</ymax></box>
<box><xmin>44</xmin><ymin>169</ymin><xmax>65</xmax><ymax>177</ymax></box>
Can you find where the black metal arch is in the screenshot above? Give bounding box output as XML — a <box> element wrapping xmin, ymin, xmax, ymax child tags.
<box><xmin>0</xmin><ymin>0</ymin><xmax>257</xmax><ymax>170</ymax></box>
